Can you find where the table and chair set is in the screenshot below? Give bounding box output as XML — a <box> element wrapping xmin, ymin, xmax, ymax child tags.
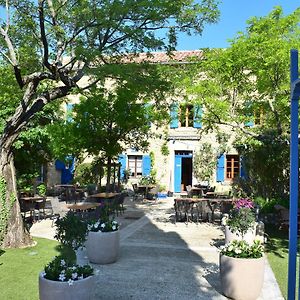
<box><xmin>174</xmin><ymin>186</ymin><xmax>234</xmax><ymax>224</ymax></box>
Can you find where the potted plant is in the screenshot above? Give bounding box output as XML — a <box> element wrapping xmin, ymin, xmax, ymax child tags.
<box><xmin>86</xmin><ymin>218</ymin><xmax>120</xmax><ymax>264</ymax></box>
<box><xmin>219</xmin><ymin>240</ymin><xmax>264</xmax><ymax>300</ymax></box>
<box><xmin>54</xmin><ymin>211</ymin><xmax>88</xmax><ymax>251</ymax></box>
<box><xmin>39</xmin><ymin>255</ymin><xmax>94</xmax><ymax>300</ymax></box>
<box><xmin>224</xmin><ymin>198</ymin><xmax>257</xmax><ymax>244</ymax></box>
<box><xmin>55</xmin><ymin>208</ymin><xmax>120</xmax><ymax>264</ymax></box>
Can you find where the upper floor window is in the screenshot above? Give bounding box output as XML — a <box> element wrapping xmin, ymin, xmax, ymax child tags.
<box><xmin>179</xmin><ymin>104</ymin><xmax>194</xmax><ymax>127</ymax></box>
<box><xmin>170</xmin><ymin>102</ymin><xmax>202</xmax><ymax>129</ymax></box>
<box><xmin>226</xmin><ymin>155</ymin><xmax>240</xmax><ymax>180</ymax></box>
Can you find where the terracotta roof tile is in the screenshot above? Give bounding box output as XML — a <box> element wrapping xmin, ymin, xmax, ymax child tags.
<box><xmin>120</xmin><ymin>50</ymin><xmax>203</xmax><ymax>64</ymax></box>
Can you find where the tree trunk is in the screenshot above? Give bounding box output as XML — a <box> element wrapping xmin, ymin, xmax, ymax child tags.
<box><xmin>0</xmin><ymin>137</ymin><xmax>33</xmax><ymax>248</ymax></box>
<box><xmin>106</xmin><ymin>157</ymin><xmax>112</xmax><ymax>192</ymax></box>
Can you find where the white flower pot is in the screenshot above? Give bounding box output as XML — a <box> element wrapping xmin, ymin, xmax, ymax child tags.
<box><xmin>220</xmin><ymin>254</ymin><xmax>265</xmax><ymax>300</ymax></box>
<box><xmin>39</xmin><ymin>273</ymin><xmax>95</xmax><ymax>300</ymax></box>
<box><xmin>225</xmin><ymin>224</ymin><xmax>256</xmax><ymax>245</ymax></box>
<box><xmin>86</xmin><ymin>230</ymin><xmax>120</xmax><ymax>264</ymax></box>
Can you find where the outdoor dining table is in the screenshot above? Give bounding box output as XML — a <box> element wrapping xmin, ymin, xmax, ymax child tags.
<box><xmin>174</xmin><ymin>197</ymin><xmax>233</xmax><ymax>223</ymax></box>
<box><xmin>88</xmin><ymin>192</ymin><xmax>120</xmax><ymax>200</ymax></box>
<box><xmin>137</xmin><ymin>185</ymin><xmax>155</xmax><ymax>198</ymax></box>
<box><xmin>19</xmin><ymin>195</ymin><xmax>45</xmax><ymax>221</ymax></box>
<box><xmin>66</xmin><ymin>202</ymin><xmax>101</xmax><ymax>211</ymax></box>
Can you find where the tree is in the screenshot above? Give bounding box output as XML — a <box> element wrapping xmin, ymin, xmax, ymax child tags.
<box><xmin>187</xmin><ymin>7</ymin><xmax>300</xmax><ymax>199</ymax></box>
<box><xmin>0</xmin><ymin>0</ymin><xmax>219</xmax><ymax>247</ymax></box>
<box><xmin>50</xmin><ymin>63</ymin><xmax>171</xmax><ymax>191</ymax></box>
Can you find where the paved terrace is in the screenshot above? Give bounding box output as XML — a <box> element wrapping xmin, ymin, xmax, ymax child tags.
<box><xmin>31</xmin><ymin>197</ymin><xmax>284</xmax><ymax>300</ymax></box>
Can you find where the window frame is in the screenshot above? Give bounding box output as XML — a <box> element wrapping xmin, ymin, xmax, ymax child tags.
<box><xmin>127</xmin><ymin>155</ymin><xmax>143</xmax><ymax>178</ymax></box>
<box><xmin>225</xmin><ymin>154</ymin><xmax>240</xmax><ymax>180</ymax></box>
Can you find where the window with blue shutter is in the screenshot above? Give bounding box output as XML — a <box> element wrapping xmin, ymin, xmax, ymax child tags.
<box><xmin>170</xmin><ymin>103</ymin><xmax>179</xmax><ymax>128</ymax></box>
<box><xmin>193</xmin><ymin>104</ymin><xmax>202</xmax><ymax>128</ymax></box>
<box><xmin>66</xmin><ymin>103</ymin><xmax>74</xmax><ymax>122</ymax></box>
<box><xmin>142</xmin><ymin>155</ymin><xmax>151</xmax><ymax>176</ymax></box>
<box><xmin>118</xmin><ymin>154</ymin><xmax>127</xmax><ymax>179</ymax></box>
<box><xmin>216</xmin><ymin>154</ymin><xmax>225</xmax><ymax>182</ymax></box>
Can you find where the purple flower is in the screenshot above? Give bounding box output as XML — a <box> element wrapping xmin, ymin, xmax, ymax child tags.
<box><xmin>234</xmin><ymin>198</ymin><xmax>254</xmax><ymax>209</ymax></box>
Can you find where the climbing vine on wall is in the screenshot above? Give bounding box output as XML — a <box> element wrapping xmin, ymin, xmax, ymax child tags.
<box><xmin>0</xmin><ymin>177</ymin><xmax>16</xmax><ymax>245</ymax></box>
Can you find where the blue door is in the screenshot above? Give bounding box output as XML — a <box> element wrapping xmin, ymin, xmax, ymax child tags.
<box><xmin>174</xmin><ymin>152</ymin><xmax>193</xmax><ymax>192</ymax></box>
<box><xmin>174</xmin><ymin>155</ymin><xmax>182</xmax><ymax>193</ymax></box>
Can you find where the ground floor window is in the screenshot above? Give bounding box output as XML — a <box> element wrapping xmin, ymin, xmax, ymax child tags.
<box><xmin>226</xmin><ymin>155</ymin><xmax>240</xmax><ymax>180</ymax></box>
<box><xmin>128</xmin><ymin>155</ymin><xmax>143</xmax><ymax>177</ymax></box>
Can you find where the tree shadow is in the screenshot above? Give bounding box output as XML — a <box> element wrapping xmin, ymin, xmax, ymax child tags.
<box><xmin>76</xmin><ymin>196</ymin><xmax>227</xmax><ymax>299</ymax></box>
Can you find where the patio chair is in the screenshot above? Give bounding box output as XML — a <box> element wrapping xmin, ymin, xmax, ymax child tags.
<box><xmin>113</xmin><ymin>192</ymin><xmax>127</xmax><ymax>216</ymax></box>
<box><xmin>132</xmin><ymin>183</ymin><xmax>143</xmax><ymax>201</ymax></box>
<box><xmin>34</xmin><ymin>196</ymin><xmax>46</xmax><ymax>221</ymax></box>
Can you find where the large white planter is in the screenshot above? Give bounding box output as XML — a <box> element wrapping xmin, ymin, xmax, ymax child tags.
<box><xmin>39</xmin><ymin>273</ymin><xmax>95</xmax><ymax>300</ymax></box>
<box><xmin>86</xmin><ymin>230</ymin><xmax>120</xmax><ymax>264</ymax></box>
<box><xmin>220</xmin><ymin>254</ymin><xmax>265</xmax><ymax>300</ymax></box>
<box><xmin>225</xmin><ymin>224</ymin><xmax>257</xmax><ymax>245</ymax></box>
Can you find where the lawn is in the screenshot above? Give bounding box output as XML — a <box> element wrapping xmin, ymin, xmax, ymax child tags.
<box><xmin>265</xmin><ymin>224</ymin><xmax>299</xmax><ymax>300</ymax></box>
<box><xmin>0</xmin><ymin>238</ymin><xmax>75</xmax><ymax>300</ymax></box>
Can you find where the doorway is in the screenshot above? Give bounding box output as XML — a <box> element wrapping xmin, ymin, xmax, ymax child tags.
<box><xmin>174</xmin><ymin>151</ymin><xmax>193</xmax><ymax>192</ymax></box>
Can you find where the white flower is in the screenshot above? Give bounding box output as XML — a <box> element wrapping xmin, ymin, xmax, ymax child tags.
<box><xmin>60</xmin><ymin>259</ymin><xmax>66</xmax><ymax>266</ymax></box>
<box><xmin>41</xmin><ymin>271</ymin><xmax>46</xmax><ymax>277</ymax></box>
<box><xmin>234</xmin><ymin>248</ymin><xmax>242</xmax><ymax>254</ymax></box>
<box><xmin>72</xmin><ymin>266</ymin><xmax>77</xmax><ymax>270</ymax></box>
<box><xmin>59</xmin><ymin>273</ymin><xmax>66</xmax><ymax>281</ymax></box>
<box><xmin>72</xmin><ymin>272</ymin><xmax>78</xmax><ymax>279</ymax></box>
<box><xmin>87</xmin><ymin>224</ymin><xmax>92</xmax><ymax>231</ymax></box>
<box><xmin>112</xmin><ymin>225</ymin><xmax>116</xmax><ymax>231</ymax></box>
<box><xmin>68</xmin><ymin>279</ymin><xmax>74</xmax><ymax>286</ymax></box>
<box><xmin>101</xmin><ymin>223</ymin><xmax>105</xmax><ymax>228</ymax></box>
<box><xmin>227</xmin><ymin>246</ymin><xmax>233</xmax><ymax>252</ymax></box>
<box><xmin>94</xmin><ymin>221</ymin><xmax>100</xmax><ymax>228</ymax></box>
<box><xmin>78</xmin><ymin>275</ymin><xmax>84</xmax><ymax>280</ymax></box>
<box><xmin>112</xmin><ymin>220</ymin><xmax>118</xmax><ymax>225</ymax></box>
<box><xmin>61</xmin><ymin>270</ymin><xmax>65</xmax><ymax>274</ymax></box>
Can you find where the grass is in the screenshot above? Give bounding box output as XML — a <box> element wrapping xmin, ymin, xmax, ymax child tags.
<box><xmin>0</xmin><ymin>238</ymin><xmax>75</xmax><ymax>300</ymax></box>
<box><xmin>265</xmin><ymin>224</ymin><xmax>299</xmax><ymax>300</ymax></box>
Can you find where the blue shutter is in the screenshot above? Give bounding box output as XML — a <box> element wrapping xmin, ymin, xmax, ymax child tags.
<box><xmin>216</xmin><ymin>154</ymin><xmax>225</xmax><ymax>182</ymax></box>
<box><xmin>170</xmin><ymin>103</ymin><xmax>179</xmax><ymax>128</ymax></box>
<box><xmin>55</xmin><ymin>159</ymin><xmax>65</xmax><ymax>170</ymax></box>
<box><xmin>142</xmin><ymin>155</ymin><xmax>151</xmax><ymax>176</ymax></box>
<box><xmin>240</xmin><ymin>156</ymin><xmax>247</xmax><ymax>179</ymax></box>
<box><xmin>66</xmin><ymin>103</ymin><xmax>74</xmax><ymax>122</ymax></box>
<box><xmin>118</xmin><ymin>154</ymin><xmax>127</xmax><ymax>179</ymax></box>
<box><xmin>193</xmin><ymin>104</ymin><xmax>202</xmax><ymax>128</ymax></box>
<box><xmin>174</xmin><ymin>155</ymin><xmax>182</xmax><ymax>192</ymax></box>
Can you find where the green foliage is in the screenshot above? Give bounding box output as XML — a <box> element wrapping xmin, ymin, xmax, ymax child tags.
<box><xmin>37</xmin><ymin>184</ymin><xmax>47</xmax><ymax>197</ymax></box>
<box><xmin>54</xmin><ymin>212</ymin><xmax>88</xmax><ymax>250</ymax></box>
<box><xmin>43</xmin><ymin>255</ymin><xmax>93</xmax><ymax>282</ymax></box>
<box><xmin>254</xmin><ymin>197</ymin><xmax>288</xmax><ymax>214</ymax></box>
<box><xmin>161</xmin><ymin>142</ymin><xmax>170</xmax><ymax>156</ymax></box>
<box><xmin>139</xmin><ymin>175</ymin><xmax>156</xmax><ymax>185</ymax></box>
<box><xmin>193</xmin><ymin>143</ymin><xmax>216</xmax><ymax>183</ymax></box>
<box><xmin>220</xmin><ymin>240</ymin><xmax>264</xmax><ymax>259</ymax></box>
<box><xmin>73</xmin><ymin>163</ymin><xmax>95</xmax><ymax>186</ymax></box>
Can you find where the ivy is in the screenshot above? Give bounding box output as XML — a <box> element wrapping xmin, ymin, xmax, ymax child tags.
<box><xmin>0</xmin><ymin>177</ymin><xmax>16</xmax><ymax>245</ymax></box>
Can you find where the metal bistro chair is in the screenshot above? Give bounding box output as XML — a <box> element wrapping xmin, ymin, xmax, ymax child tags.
<box><xmin>113</xmin><ymin>192</ymin><xmax>127</xmax><ymax>216</ymax></box>
<box><xmin>174</xmin><ymin>199</ymin><xmax>194</xmax><ymax>224</ymax></box>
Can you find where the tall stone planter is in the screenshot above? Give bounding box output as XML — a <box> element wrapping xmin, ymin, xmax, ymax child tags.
<box><xmin>220</xmin><ymin>254</ymin><xmax>265</xmax><ymax>300</ymax></box>
<box><xmin>39</xmin><ymin>273</ymin><xmax>95</xmax><ymax>300</ymax></box>
<box><xmin>86</xmin><ymin>230</ymin><xmax>120</xmax><ymax>264</ymax></box>
<box><xmin>225</xmin><ymin>224</ymin><xmax>257</xmax><ymax>245</ymax></box>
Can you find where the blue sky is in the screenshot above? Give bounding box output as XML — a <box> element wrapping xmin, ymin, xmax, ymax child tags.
<box><xmin>177</xmin><ymin>0</ymin><xmax>300</xmax><ymax>50</ymax></box>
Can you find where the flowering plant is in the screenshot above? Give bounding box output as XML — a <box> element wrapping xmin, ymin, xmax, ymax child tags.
<box><xmin>226</xmin><ymin>198</ymin><xmax>256</xmax><ymax>237</ymax></box>
<box><xmin>220</xmin><ymin>240</ymin><xmax>264</xmax><ymax>259</ymax></box>
<box><xmin>87</xmin><ymin>219</ymin><xmax>119</xmax><ymax>233</ymax></box>
<box><xmin>41</xmin><ymin>256</ymin><xmax>93</xmax><ymax>285</ymax></box>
